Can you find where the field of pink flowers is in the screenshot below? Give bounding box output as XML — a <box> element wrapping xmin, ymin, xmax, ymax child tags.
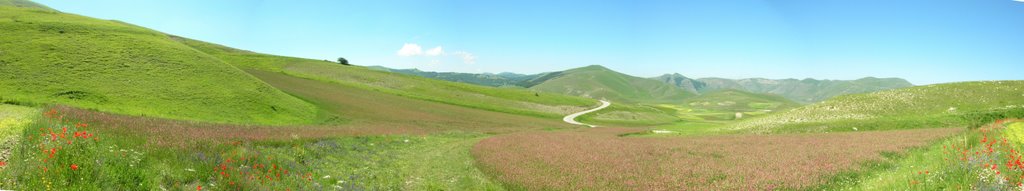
<box><xmin>473</xmin><ymin>127</ymin><xmax>963</xmax><ymax>190</ymax></box>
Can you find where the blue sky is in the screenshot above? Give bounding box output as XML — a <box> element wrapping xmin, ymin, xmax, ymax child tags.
<box><xmin>36</xmin><ymin>0</ymin><xmax>1024</xmax><ymax>85</ymax></box>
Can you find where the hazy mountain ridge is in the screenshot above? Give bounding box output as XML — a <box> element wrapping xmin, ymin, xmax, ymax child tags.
<box><xmin>653</xmin><ymin>73</ymin><xmax>706</xmax><ymax>94</ymax></box>
<box><xmin>689</xmin><ymin>77</ymin><xmax>914</xmax><ymax>103</ymax></box>
<box><xmin>367</xmin><ymin>66</ymin><xmax>541</xmax><ymax>87</ymax></box>
<box><xmin>374</xmin><ymin>65</ymin><xmax>912</xmax><ymax>104</ymax></box>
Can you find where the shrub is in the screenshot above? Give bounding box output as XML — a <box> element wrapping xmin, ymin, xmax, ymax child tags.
<box><xmin>960</xmin><ymin>108</ymin><xmax>1024</xmax><ymax>129</ymax></box>
<box><xmin>337</xmin><ymin>57</ymin><xmax>349</xmax><ymax>66</ymax></box>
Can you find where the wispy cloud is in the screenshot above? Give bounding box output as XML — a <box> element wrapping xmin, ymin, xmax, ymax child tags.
<box><xmin>425</xmin><ymin>46</ymin><xmax>444</xmax><ymax>56</ymax></box>
<box><xmin>397</xmin><ymin>43</ymin><xmax>475</xmax><ymax>65</ymax></box>
<box><xmin>396</xmin><ymin>43</ymin><xmax>423</xmax><ymax>57</ymax></box>
<box><xmin>452</xmin><ymin>51</ymin><xmax>477</xmax><ymax>64</ymax></box>
<box><xmin>397</xmin><ymin>43</ymin><xmax>445</xmax><ymax>57</ymax></box>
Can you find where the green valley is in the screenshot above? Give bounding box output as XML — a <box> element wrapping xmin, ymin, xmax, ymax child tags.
<box><xmin>1</xmin><ymin>0</ymin><xmax>1022</xmax><ymax>190</ymax></box>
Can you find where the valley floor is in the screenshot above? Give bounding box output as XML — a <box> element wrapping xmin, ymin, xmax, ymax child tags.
<box><xmin>0</xmin><ymin>70</ymin><xmax>1020</xmax><ymax>190</ymax></box>
<box><xmin>0</xmin><ymin>102</ymin><xmax>999</xmax><ymax>190</ymax></box>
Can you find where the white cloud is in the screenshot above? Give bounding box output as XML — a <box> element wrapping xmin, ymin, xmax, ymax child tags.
<box><xmin>397</xmin><ymin>43</ymin><xmax>476</xmax><ymax>65</ymax></box>
<box><xmin>396</xmin><ymin>43</ymin><xmax>423</xmax><ymax>57</ymax></box>
<box><xmin>425</xmin><ymin>46</ymin><xmax>444</xmax><ymax>56</ymax></box>
<box><xmin>397</xmin><ymin>44</ymin><xmax>446</xmax><ymax>57</ymax></box>
<box><xmin>452</xmin><ymin>51</ymin><xmax>477</xmax><ymax>64</ymax></box>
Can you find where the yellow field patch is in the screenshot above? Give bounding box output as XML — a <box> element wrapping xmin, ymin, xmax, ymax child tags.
<box><xmin>1005</xmin><ymin>122</ymin><xmax>1024</xmax><ymax>145</ymax></box>
<box><xmin>0</xmin><ymin>104</ymin><xmax>35</xmax><ymax>139</ymax></box>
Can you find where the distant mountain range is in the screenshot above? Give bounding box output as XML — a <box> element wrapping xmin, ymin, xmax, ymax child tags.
<box><xmin>366</xmin><ymin>66</ymin><xmax>541</xmax><ymax>87</ymax></box>
<box><xmin>524</xmin><ymin>65</ymin><xmax>691</xmax><ymax>103</ymax></box>
<box><xmin>653</xmin><ymin>74</ymin><xmax>913</xmax><ymax>103</ymax></box>
<box><xmin>369</xmin><ymin>65</ymin><xmax>913</xmax><ymax>104</ymax></box>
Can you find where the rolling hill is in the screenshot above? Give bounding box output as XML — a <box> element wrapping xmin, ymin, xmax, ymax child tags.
<box><xmin>170</xmin><ymin>36</ymin><xmax>601</xmax><ymax>119</ymax></box>
<box><xmin>0</xmin><ymin>0</ymin><xmax>52</xmax><ymax>10</ymax></box>
<box><xmin>527</xmin><ymin>65</ymin><xmax>693</xmax><ymax>104</ymax></box>
<box><xmin>731</xmin><ymin>80</ymin><xmax>1024</xmax><ymax>133</ymax></box>
<box><xmin>0</xmin><ymin>4</ymin><xmax>318</xmax><ymax>125</ymax></box>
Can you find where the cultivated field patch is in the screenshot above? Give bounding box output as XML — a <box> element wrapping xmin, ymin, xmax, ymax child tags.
<box><xmin>473</xmin><ymin>127</ymin><xmax>963</xmax><ymax>190</ymax></box>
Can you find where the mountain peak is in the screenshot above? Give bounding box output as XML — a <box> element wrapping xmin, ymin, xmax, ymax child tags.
<box><xmin>654</xmin><ymin>73</ymin><xmax>693</xmax><ymax>80</ymax></box>
<box><xmin>571</xmin><ymin>65</ymin><xmax>611</xmax><ymax>71</ymax></box>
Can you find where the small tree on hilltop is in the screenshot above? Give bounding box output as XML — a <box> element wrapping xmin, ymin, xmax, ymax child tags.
<box><xmin>337</xmin><ymin>57</ymin><xmax>350</xmax><ymax>66</ymax></box>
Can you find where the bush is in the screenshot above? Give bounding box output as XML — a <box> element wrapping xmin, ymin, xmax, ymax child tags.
<box><xmin>960</xmin><ymin>108</ymin><xmax>1024</xmax><ymax>129</ymax></box>
<box><xmin>337</xmin><ymin>57</ymin><xmax>350</xmax><ymax>66</ymax></box>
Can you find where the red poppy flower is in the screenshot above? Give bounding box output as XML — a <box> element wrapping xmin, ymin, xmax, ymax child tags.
<box><xmin>70</xmin><ymin>164</ymin><xmax>79</xmax><ymax>170</ymax></box>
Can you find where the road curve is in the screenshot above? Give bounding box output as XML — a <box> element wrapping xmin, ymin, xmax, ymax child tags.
<box><xmin>563</xmin><ymin>100</ymin><xmax>611</xmax><ymax>127</ymax></box>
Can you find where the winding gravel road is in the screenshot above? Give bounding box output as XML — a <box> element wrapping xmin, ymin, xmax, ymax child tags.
<box><xmin>563</xmin><ymin>100</ymin><xmax>611</xmax><ymax>127</ymax></box>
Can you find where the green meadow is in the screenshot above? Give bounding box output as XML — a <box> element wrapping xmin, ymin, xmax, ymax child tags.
<box><xmin>0</xmin><ymin>6</ymin><xmax>317</xmax><ymax>125</ymax></box>
<box><xmin>1</xmin><ymin>0</ymin><xmax>1023</xmax><ymax>190</ymax></box>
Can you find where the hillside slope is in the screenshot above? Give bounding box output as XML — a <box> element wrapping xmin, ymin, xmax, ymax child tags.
<box><xmin>0</xmin><ymin>5</ymin><xmax>317</xmax><ymax>125</ymax></box>
<box><xmin>528</xmin><ymin>65</ymin><xmax>692</xmax><ymax>104</ymax></box>
<box><xmin>171</xmin><ymin>36</ymin><xmax>598</xmax><ymax>118</ymax></box>
<box><xmin>732</xmin><ymin>81</ymin><xmax>1024</xmax><ymax>133</ymax></box>
<box><xmin>247</xmin><ymin>70</ymin><xmax>576</xmax><ymax>132</ymax></box>
<box><xmin>0</xmin><ymin>0</ymin><xmax>52</xmax><ymax>11</ymax></box>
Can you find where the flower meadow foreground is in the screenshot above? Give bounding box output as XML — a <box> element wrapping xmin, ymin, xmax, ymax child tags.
<box><xmin>919</xmin><ymin>120</ymin><xmax>1024</xmax><ymax>190</ymax></box>
<box><xmin>0</xmin><ymin>107</ymin><xmax>418</xmax><ymax>190</ymax></box>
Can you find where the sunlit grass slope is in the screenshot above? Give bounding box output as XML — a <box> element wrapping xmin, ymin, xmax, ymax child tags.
<box><xmin>733</xmin><ymin>81</ymin><xmax>1024</xmax><ymax>133</ymax></box>
<box><xmin>0</xmin><ymin>0</ymin><xmax>52</xmax><ymax>11</ymax></box>
<box><xmin>0</xmin><ymin>5</ymin><xmax>317</xmax><ymax>125</ymax></box>
<box><xmin>172</xmin><ymin>36</ymin><xmax>599</xmax><ymax>118</ymax></box>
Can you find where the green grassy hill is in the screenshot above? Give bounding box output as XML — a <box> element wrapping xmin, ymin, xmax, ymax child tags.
<box><xmin>0</xmin><ymin>0</ymin><xmax>52</xmax><ymax>11</ymax></box>
<box><xmin>0</xmin><ymin>5</ymin><xmax>318</xmax><ymax>125</ymax></box>
<box><xmin>732</xmin><ymin>81</ymin><xmax>1024</xmax><ymax>133</ymax></box>
<box><xmin>170</xmin><ymin>36</ymin><xmax>599</xmax><ymax>119</ymax></box>
<box><xmin>683</xmin><ymin>89</ymin><xmax>800</xmax><ymax>113</ymax></box>
<box><xmin>173</xmin><ymin>37</ymin><xmax>688</xmax><ymax>125</ymax></box>
<box><xmin>247</xmin><ymin>69</ymin><xmax>576</xmax><ymax>132</ymax></box>
<box><xmin>528</xmin><ymin>65</ymin><xmax>693</xmax><ymax>104</ymax></box>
